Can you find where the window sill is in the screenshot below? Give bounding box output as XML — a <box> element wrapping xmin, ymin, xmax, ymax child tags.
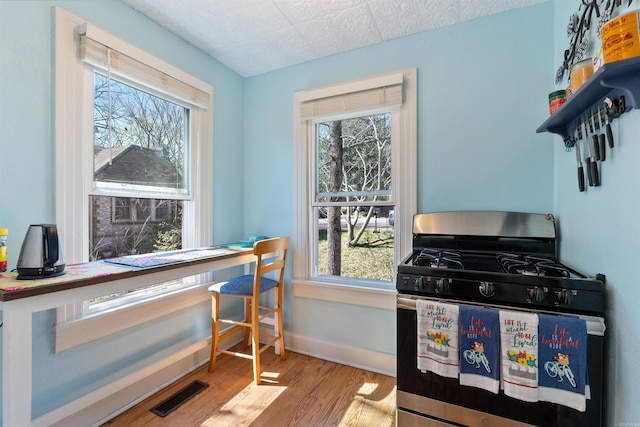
<box><xmin>292</xmin><ymin>278</ymin><xmax>397</xmax><ymax>310</ymax></box>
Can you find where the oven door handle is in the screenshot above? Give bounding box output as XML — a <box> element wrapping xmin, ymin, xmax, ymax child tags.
<box><xmin>397</xmin><ymin>296</ymin><xmax>417</xmax><ymax>310</ymax></box>
<box><xmin>397</xmin><ymin>294</ymin><xmax>606</xmax><ymax>336</ymax></box>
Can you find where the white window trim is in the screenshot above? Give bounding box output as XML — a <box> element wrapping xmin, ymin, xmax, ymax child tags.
<box><xmin>292</xmin><ymin>69</ymin><xmax>417</xmax><ymax>309</ymax></box>
<box><xmin>53</xmin><ymin>7</ymin><xmax>213</xmax><ymax>351</ymax></box>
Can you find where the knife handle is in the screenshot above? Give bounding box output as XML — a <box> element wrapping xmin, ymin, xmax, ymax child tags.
<box><xmin>599</xmin><ymin>134</ymin><xmax>606</xmax><ymax>161</ymax></box>
<box><xmin>606</xmin><ymin>123</ymin><xmax>614</xmax><ymax>148</ymax></box>
<box><xmin>578</xmin><ymin>164</ymin><xmax>585</xmax><ymax>192</ymax></box>
<box><xmin>592</xmin><ymin>135</ymin><xmax>600</xmax><ymax>161</ymax></box>
<box><xmin>591</xmin><ymin>160</ymin><xmax>600</xmax><ymax>187</ymax></box>
<box><xmin>586</xmin><ymin>157</ymin><xmax>594</xmax><ymax>187</ymax></box>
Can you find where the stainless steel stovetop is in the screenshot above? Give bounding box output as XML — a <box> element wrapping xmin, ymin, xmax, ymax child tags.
<box><xmin>396</xmin><ymin>211</ymin><xmax>605</xmax><ymax>315</ymax></box>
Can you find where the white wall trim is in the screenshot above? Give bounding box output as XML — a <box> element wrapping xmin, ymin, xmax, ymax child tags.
<box><xmin>293</xmin><ymin>279</ymin><xmax>397</xmax><ymax>311</ymax></box>
<box><xmin>286</xmin><ymin>332</ymin><xmax>396</xmax><ymax>377</ymax></box>
<box><xmin>297</xmin><ymin>71</ymin><xmax>404</xmax><ymax>102</ymax></box>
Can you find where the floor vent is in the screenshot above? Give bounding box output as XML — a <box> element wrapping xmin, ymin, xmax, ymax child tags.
<box><xmin>151</xmin><ymin>380</ymin><xmax>209</xmax><ymax>417</ymax></box>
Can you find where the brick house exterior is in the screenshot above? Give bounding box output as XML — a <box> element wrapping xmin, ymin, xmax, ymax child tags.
<box><xmin>91</xmin><ymin>145</ymin><xmax>181</xmax><ymax>260</ymax></box>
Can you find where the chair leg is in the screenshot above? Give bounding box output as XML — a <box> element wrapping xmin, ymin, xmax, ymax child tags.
<box><xmin>251</xmin><ymin>296</ymin><xmax>261</xmax><ymax>384</ymax></box>
<box><xmin>208</xmin><ymin>293</ymin><xmax>221</xmax><ymax>372</ymax></box>
<box><xmin>276</xmin><ymin>287</ymin><xmax>286</xmax><ymax>360</ymax></box>
<box><xmin>242</xmin><ymin>297</ymin><xmax>251</xmax><ymax>348</ymax></box>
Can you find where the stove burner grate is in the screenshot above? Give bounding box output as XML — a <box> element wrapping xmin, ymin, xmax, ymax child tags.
<box><xmin>413</xmin><ymin>248</ymin><xmax>464</xmax><ymax>269</ymax></box>
<box><xmin>496</xmin><ymin>253</ymin><xmax>570</xmax><ymax>278</ymax></box>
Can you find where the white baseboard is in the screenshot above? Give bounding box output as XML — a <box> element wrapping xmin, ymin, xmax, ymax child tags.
<box><xmin>285</xmin><ymin>332</ymin><xmax>396</xmax><ymax>377</ymax></box>
<box><xmin>31</xmin><ymin>331</ymin><xmax>395</xmax><ymax>427</ymax></box>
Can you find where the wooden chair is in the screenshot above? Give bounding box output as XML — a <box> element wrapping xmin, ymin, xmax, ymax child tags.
<box><xmin>208</xmin><ymin>236</ymin><xmax>289</xmax><ymax>384</ymax></box>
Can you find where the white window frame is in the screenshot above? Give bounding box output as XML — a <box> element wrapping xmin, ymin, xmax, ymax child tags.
<box><xmin>53</xmin><ymin>7</ymin><xmax>214</xmax><ymax>352</ymax></box>
<box><xmin>292</xmin><ymin>69</ymin><xmax>417</xmax><ymax>310</ymax></box>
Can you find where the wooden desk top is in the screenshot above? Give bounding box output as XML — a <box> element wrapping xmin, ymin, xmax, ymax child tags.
<box><xmin>0</xmin><ymin>246</ymin><xmax>251</xmax><ymax>302</ymax></box>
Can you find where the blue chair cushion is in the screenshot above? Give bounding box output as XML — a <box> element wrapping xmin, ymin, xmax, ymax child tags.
<box><xmin>208</xmin><ymin>274</ymin><xmax>278</xmax><ymax>296</ymax></box>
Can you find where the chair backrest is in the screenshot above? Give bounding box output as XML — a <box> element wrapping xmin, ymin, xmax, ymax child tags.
<box><xmin>253</xmin><ymin>236</ymin><xmax>290</xmax><ymax>289</ymax></box>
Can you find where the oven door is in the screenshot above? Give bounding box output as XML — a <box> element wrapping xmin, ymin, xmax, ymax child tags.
<box><xmin>397</xmin><ymin>294</ymin><xmax>605</xmax><ymax>427</ymax></box>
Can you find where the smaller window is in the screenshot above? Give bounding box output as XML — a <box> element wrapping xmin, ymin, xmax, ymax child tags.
<box><xmin>154</xmin><ymin>199</ymin><xmax>174</xmax><ymax>221</ymax></box>
<box><xmin>113</xmin><ymin>197</ymin><xmax>131</xmax><ymax>222</ymax></box>
<box><xmin>312</xmin><ymin>114</ymin><xmax>394</xmax><ymax>283</ymax></box>
<box><xmin>293</xmin><ymin>69</ymin><xmax>416</xmax><ymax>301</ymax></box>
<box><xmin>133</xmin><ymin>198</ymin><xmax>151</xmax><ymax>222</ymax></box>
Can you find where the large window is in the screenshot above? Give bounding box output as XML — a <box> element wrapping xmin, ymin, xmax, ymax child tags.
<box><xmin>54</xmin><ymin>8</ymin><xmax>213</xmax><ymax>351</ymax></box>
<box><xmin>293</xmin><ymin>70</ymin><xmax>416</xmax><ymax>309</ymax></box>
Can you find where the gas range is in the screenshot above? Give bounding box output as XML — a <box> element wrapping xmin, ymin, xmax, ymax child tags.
<box><xmin>395</xmin><ymin>211</ymin><xmax>606</xmax><ymax>427</ymax></box>
<box><xmin>396</xmin><ymin>211</ymin><xmax>605</xmax><ymax>315</ymax></box>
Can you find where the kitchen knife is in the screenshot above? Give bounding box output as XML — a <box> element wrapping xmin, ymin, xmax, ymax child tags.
<box><xmin>598</xmin><ymin>107</ymin><xmax>607</xmax><ymax>162</ymax></box>
<box><xmin>574</xmin><ymin>128</ymin><xmax>585</xmax><ymax>192</ymax></box>
<box><xmin>582</xmin><ymin>118</ymin><xmax>594</xmax><ymax>187</ymax></box>
<box><xmin>591</xmin><ymin>151</ymin><xmax>600</xmax><ymax>186</ymax></box>
<box><xmin>604</xmin><ymin>106</ymin><xmax>614</xmax><ymax>148</ymax></box>
<box><xmin>590</xmin><ymin>111</ymin><xmax>600</xmax><ymax>161</ymax></box>
<box><xmin>588</xmin><ymin>119</ymin><xmax>600</xmax><ymax>187</ymax></box>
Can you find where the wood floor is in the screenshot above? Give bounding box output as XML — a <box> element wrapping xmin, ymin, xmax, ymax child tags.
<box><xmin>102</xmin><ymin>347</ymin><xmax>397</xmax><ymax>427</ymax></box>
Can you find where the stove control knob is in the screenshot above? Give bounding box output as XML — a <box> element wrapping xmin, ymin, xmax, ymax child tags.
<box><xmin>413</xmin><ymin>277</ymin><xmax>425</xmax><ymax>290</ymax></box>
<box><xmin>527</xmin><ymin>287</ymin><xmax>545</xmax><ymax>303</ymax></box>
<box><xmin>434</xmin><ymin>278</ymin><xmax>450</xmax><ymax>293</ymax></box>
<box><xmin>554</xmin><ymin>289</ymin><xmax>569</xmax><ymax>305</ymax></box>
<box><xmin>479</xmin><ymin>281</ymin><xmax>495</xmax><ymax>297</ymax></box>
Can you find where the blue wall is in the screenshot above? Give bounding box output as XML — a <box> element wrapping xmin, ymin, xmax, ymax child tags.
<box><xmin>2</xmin><ymin>0</ymin><xmax>637</xmax><ymax>425</ymax></box>
<box><xmin>552</xmin><ymin>2</ymin><xmax>640</xmax><ymax>425</ymax></box>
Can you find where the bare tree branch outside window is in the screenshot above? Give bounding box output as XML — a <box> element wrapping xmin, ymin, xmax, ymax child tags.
<box><xmin>316</xmin><ymin>113</ymin><xmax>394</xmax><ymax>281</ymax></box>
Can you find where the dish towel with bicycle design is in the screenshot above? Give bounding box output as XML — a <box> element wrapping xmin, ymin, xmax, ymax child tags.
<box><xmin>416</xmin><ymin>300</ymin><xmax>459</xmax><ymax>378</ymax></box>
<box><xmin>499</xmin><ymin>310</ymin><xmax>539</xmax><ymax>402</ymax></box>
<box><xmin>458</xmin><ymin>305</ymin><xmax>500</xmax><ymax>393</ymax></box>
<box><xmin>538</xmin><ymin>314</ymin><xmax>589</xmax><ymax>412</ymax></box>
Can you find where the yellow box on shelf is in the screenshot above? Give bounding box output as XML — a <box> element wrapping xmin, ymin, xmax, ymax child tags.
<box><xmin>602</xmin><ymin>10</ymin><xmax>640</xmax><ymax>64</ymax></box>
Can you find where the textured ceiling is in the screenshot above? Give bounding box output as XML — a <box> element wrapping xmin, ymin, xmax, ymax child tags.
<box><xmin>122</xmin><ymin>0</ymin><xmax>548</xmax><ymax>77</ymax></box>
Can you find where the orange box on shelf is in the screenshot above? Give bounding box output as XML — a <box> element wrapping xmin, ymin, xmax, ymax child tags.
<box><xmin>601</xmin><ymin>10</ymin><xmax>640</xmax><ymax>63</ymax></box>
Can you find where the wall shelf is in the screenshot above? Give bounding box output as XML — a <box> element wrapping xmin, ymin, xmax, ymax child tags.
<box><xmin>536</xmin><ymin>56</ymin><xmax>640</xmax><ymax>139</ymax></box>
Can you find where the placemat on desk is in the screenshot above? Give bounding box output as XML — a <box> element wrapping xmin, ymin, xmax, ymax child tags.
<box><xmin>104</xmin><ymin>247</ymin><xmax>232</xmax><ymax>268</ymax></box>
<box><xmin>220</xmin><ymin>242</ymin><xmax>253</xmax><ymax>249</ymax></box>
<box><xmin>220</xmin><ymin>236</ymin><xmax>270</xmax><ymax>250</ymax></box>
